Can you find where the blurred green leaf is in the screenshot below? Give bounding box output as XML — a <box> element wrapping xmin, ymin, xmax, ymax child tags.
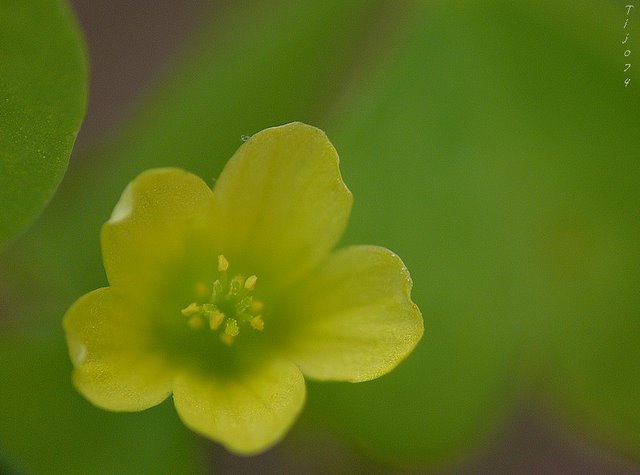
<box><xmin>0</xmin><ymin>0</ymin><xmax>87</xmax><ymax>248</ymax></box>
<box><xmin>0</xmin><ymin>331</ymin><xmax>199</xmax><ymax>475</ymax></box>
<box><xmin>309</xmin><ymin>0</ymin><xmax>640</xmax><ymax>465</ymax></box>
<box><xmin>309</xmin><ymin>3</ymin><xmax>530</xmax><ymax>464</ymax></box>
<box><xmin>465</xmin><ymin>1</ymin><xmax>640</xmax><ymax>460</ymax></box>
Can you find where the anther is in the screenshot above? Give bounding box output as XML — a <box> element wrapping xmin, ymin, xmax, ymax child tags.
<box><xmin>250</xmin><ymin>315</ymin><xmax>265</xmax><ymax>331</ymax></box>
<box><xmin>207</xmin><ymin>309</ymin><xmax>225</xmax><ymax>330</ymax></box>
<box><xmin>217</xmin><ymin>254</ymin><xmax>229</xmax><ymax>272</ymax></box>
<box><xmin>181</xmin><ymin>302</ymin><xmax>201</xmax><ymax>317</ymax></box>
<box><xmin>181</xmin><ymin>254</ymin><xmax>265</xmax><ymax>343</ymax></box>
<box><xmin>235</xmin><ymin>296</ymin><xmax>253</xmax><ymax>314</ymax></box>
<box><xmin>228</xmin><ymin>276</ymin><xmax>244</xmax><ymax>297</ymax></box>
<box><xmin>244</xmin><ymin>275</ymin><xmax>257</xmax><ymax>290</ymax></box>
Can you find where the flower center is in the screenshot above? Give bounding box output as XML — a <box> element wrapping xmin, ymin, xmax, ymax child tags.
<box><xmin>181</xmin><ymin>255</ymin><xmax>265</xmax><ymax>346</ymax></box>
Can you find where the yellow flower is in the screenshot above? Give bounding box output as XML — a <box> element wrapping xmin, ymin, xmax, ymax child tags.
<box><xmin>63</xmin><ymin>122</ymin><xmax>423</xmax><ymax>454</ymax></box>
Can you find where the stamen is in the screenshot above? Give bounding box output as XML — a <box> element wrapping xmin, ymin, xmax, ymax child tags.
<box><xmin>212</xmin><ymin>280</ymin><xmax>224</xmax><ymax>301</ymax></box>
<box><xmin>244</xmin><ymin>275</ymin><xmax>257</xmax><ymax>290</ymax></box>
<box><xmin>181</xmin><ymin>302</ymin><xmax>201</xmax><ymax>317</ymax></box>
<box><xmin>207</xmin><ymin>309</ymin><xmax>225</xmax><ymax>330</ymax></box>
<box><xmin>228</xmin><ymin>275</ymin><xmax>244</xmax><ymax>298</ymax></box>
<box><xmin>250</xmin><ymin>315</ymin><xmax>265</xmax><ymax>331</ymax></box>
<box><xmin>235</xmin><ymin>296</ymin><xmax>253</xmax><ymax>314</ymax></box>
<box><xmin>217</xmin><ymin>254</ymin><xmax>229</xmax><ymax>272</ymax></box>
<box><xmin>181</xmin><ymin>255</ymin><xmax>264</xmax><ymax>343</ymax></box>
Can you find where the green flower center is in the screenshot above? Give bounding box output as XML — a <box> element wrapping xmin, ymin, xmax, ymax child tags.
<box><xmin>181</xmin><ymin>255</ymin><xmax>265</xmax><ymax>346</ymax></box>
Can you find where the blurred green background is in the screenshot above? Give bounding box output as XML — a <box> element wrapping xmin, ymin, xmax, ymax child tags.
<box><xmin>1</xmin><ymin>0</ymin><xmax>639</xmax><ymax>473</ymax></box>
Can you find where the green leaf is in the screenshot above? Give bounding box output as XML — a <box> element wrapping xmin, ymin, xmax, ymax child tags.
<box><xmin>0</xmin><ymin>331</ymin><xmax>199</xmax><ymax>475</ymax></box>
<box><xmin>458</xmin><ymin>1</ymin><xmax>640</xmax><ymax>460</ymax></box>
<box><xmin>308</xmin><ymin>0</ymin><xmax>640</xmax><ymax>465</ymax></box>
<box><xmin>0</xmin><ymin>0</ymin><xmax>87</xmax><ymax>248</ymax></box>
<box><xmin>308</xmin><ymin>3</ymin><xmax>530</xmax><ymax>464</ymax></box>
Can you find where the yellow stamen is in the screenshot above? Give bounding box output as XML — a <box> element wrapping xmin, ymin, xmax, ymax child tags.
<box><xmin>181</xmin><ymin>302</ymin><xmax>201</xmax><ymax>317</ymax></box>
<box><xmin>229</xmin><ymin>275</ymin><xmax>245</xmax><ymax>296</ymax></box>
<box><xmin>250</xmin><ymin>315</ymin><xmax>265</xmax><ymax>331</ymax></box>
<box><xmin>244</xmin><ymin>274</ymin><xmax>258</xmax><ymax>290</ymax></box>
<box><xmin>181</xmin><ymin>255</ymin><xmax>265</xmax><ymax>343</ymax></box>
<box><xmin>217</xmin><ymin>254</ymin><xmax>229</xmax><ymax>272</ymax></box>
<box><xmin>208</xmin><ymin>309</ymin><xmax>225</xmax><ymax>330</ymax></box>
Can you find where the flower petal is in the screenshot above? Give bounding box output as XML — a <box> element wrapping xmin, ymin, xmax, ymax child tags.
<box><xmin>63</xmin><ymin>288</ymin><xmax>175</xmax><ymax>411</ymax></box>
<box><xmin>172</xmin><ymin>359</ymin><xmax>306</xmax><ymax>455</ymax></box>
<box><xmin>102</xmin><ymin>168</ymin><xmax>221</xmax><ymax>295</ymax></box>
<box><xmin>286</xmin><ymin>245</ymin><xmax>423</xmax><ymax>382</ymax></box>
<box><xmin>214</xmin><ymin>122</ymin><xmax>352</xmax><ymax>287</ymax></box>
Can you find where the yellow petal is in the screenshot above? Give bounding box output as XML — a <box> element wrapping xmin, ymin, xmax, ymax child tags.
<box><xmin>63</xmin><ymin>288</ymin><xmax>175</xmax><ymax>411</ymax></box>
<box><xmin>214</xmin><ymin>123</ymin><xmax>352</xmax><ymax>288</ymax></box>
<box><xmin>286</xmin><ymin>245</ymin><xmax>423</xmax><ymax>382</ymax></box>
<box><xmin>102</xmin><ymin>168</ymin><xmax>221</xmax><ymax>297</ymax></box>
<box><xmin>172</xmin><ymin>359</ymin><xmax>306</xmax><ymax>455</ymax></box>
